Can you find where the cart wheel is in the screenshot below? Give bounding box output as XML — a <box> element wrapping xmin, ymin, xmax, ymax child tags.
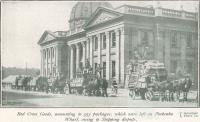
<box><xmin>145</xmin><ymin>91</ymin><xmax>153</xmax><ymax>101</ymax></box>
<box><xmin>171</xmin><ymin>92</ymin><xmax>177</xmax><ymax>102</ymax></box>
<box><xmin>132</xmin><ymin>90</ymin><xmax>136</xmax><ymax>99</ymax></box>
<box><xmin>82</xmin><ymin>89</ymin><xmax>86</xmax><ymax>96</ymax></box>
<box><xmin>129</xmin><ymin>89</ymin><xmax>136</xmax><ymax>99</ymax></box>
<box><xmin>129</xmin><ymin>89</ymin><xmax>133</xmax><ymax>97</ymax></box>
<box><xmin>64</xmin><ymin>86</ymin><xmax>69</xmax><ymax>95</ymax></box>
<box><xmin>65</xmin><ymin>89</ymin><xmax>69</xmax><ymax>95</ymax></box>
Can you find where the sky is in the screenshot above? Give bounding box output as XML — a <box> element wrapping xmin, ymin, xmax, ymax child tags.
<box><xmin>1</xmin><ymin>1</ymin><xmax>198</xmax><ymax>69</ymax></box>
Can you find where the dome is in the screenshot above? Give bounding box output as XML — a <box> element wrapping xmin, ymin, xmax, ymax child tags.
<box><xmin>69</xmin><ymin>2</ymin><xmax>113</xmax><ymax>30</ymax></box>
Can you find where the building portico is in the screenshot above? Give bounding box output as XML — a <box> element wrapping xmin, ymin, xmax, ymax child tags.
<box><xmin>38</xmin><ymin>2</ymin><xmax>198</xmax><ymax>88</ymax></box>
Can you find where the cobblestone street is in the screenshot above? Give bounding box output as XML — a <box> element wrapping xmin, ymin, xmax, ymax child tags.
<box><xmin>2</xmin><ymin>89</ymin><xmax>198</xmax><ymax>107</ymax></box>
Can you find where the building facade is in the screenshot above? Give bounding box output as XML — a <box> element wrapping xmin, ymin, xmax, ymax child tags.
<box><xmin>38</xmin><ymin>2</ymin><xmax>198</xmax><ymax>87</ymax></box>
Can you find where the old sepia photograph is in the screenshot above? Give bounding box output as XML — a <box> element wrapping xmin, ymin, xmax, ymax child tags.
<box><xmin>1</xmin><ymin>1</ymin><xmax>199</xmax><ymax>107</ymax></box>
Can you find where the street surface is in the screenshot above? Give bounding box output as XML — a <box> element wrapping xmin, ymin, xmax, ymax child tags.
<box><xmin>2</xmin><ymin>89</ymin><xmax>198</xmax><ymax>107</ymax></box>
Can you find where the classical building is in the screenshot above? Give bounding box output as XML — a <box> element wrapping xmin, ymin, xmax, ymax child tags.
<box><xmin>38</xmin><ymin>2</ymin><xmax>198</xmax><ymax>87</ymax></box>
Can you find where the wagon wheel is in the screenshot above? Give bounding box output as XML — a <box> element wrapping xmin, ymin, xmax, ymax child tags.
<box><xmin>63</xmin><ymin>85</ymin><xmax>69</xmax><ymax>95</ymax></box>
<box><xmin>145</xmin><ymin>90</ymin><xmax>153</xmax><ymax>101</ymax></box>
<box><xmin>175</xmin><ymin>92</ymin><xmax>181</xmax><ymax>102</ymax></box>
<box><xmin>83</xmin><ymin>88</ymin><xmax>88</xmax><ymax>96</ymax></box>
<box><xmin>129</xmin><ymin>89</ymin><xmax>136</xmax><ymax>99</ymax></box>
<box><xmin>64</xmin><ymin>88</ymin><xmax>69</xmax><ymax>95</ymax></box>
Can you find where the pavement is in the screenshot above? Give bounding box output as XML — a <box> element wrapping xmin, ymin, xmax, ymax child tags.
<box><xmin>2</xmin><ymin>88</ymin><xmax>198</xmax><ymax>107</ymax></box>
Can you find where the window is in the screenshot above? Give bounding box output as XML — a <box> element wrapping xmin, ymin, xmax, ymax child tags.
<box><xmin>94</xmin><ymin>36</ymin><xmax>98</xmax><ymax>50</ymax></box>
<box><xmin>171</xmin><ymin>32</ymin><xmax>178</xmax><ymax>48</ymax></box>
<box><xmin>102</xmin><ymin>34</ymin><xmax>106</xmax><ymax>49</ymax></box>
<box><xmin>112</xmin><ymin>61</ymin><xmax>116</xmax><ymax>77</ymax></box>
<box><xmin>186</xmin><ymin>33</ymin><xmax>192</xmax><ymax>48</ymax></box>
<box><xmin>103</xmin><ymin>62</ymin><xmax>106</xmax><ymax>78</ymax></box>
<box><xmin>111</xmin><ymin>32</ymin><xmax>116</xmax><ymax>47</ymax></box>
<box><xmin>186</xmin><ymin>62</ymin><xmax>192</xmax><ymax>73</ymax></box>
<box><xmin>170</xmin><ymin>60</ymin><xmax>177</xmax><ymax>73</ymax></box>
<box><xmin>141</xmin><ymin>31</ymin><xmax>148</xmax><ymax>46</ymax></box>
<box><xmin>48</xmin><ymin>68</ymin><xmax>50</xmax><ymax>76</ymax></box>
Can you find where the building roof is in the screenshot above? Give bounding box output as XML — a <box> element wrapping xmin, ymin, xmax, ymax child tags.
<box><xmin>38</xmin><ymin>3</ymin><xmax>198</xmax><ymax>46</ymax></box>
<box><xmin>2</xmin><ymin>75</ymin><xmax>18</xmax><ymax>84</ymax></box>
<box><xmin>69</xmin><ymin>2</ymin><xmax>113</xmax><ymax>30</ymax></box>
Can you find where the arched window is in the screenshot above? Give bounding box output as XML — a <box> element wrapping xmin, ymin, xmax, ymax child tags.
<box><xmin>101</xmin><ymin>33</ymin><xmax>106</xmax><ymax>49</ymax></box>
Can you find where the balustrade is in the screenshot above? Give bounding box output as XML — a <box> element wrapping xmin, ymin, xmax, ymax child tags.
<box><xmin>185</xmin><ymin>12</ymin><xmax>196</xmax><ymax>19</ymax></box>
<box><xmin>162</xmin><ymin>8</ymin><xmax>182</xmax><ymax>17</ymax></box>
<box><xmin>125</xmin><ymin>5</ymin><xmax>196</xmax><ymax>20</ymax></box>
<box><xmin>128</xmin><ymin>6</ymin><xmax>154</xmax><ymax>15</ymax></box>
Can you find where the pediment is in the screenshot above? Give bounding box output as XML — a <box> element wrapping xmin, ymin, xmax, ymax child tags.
<box><xmin>43</xmin><ymin>34</ymin><xmax>55</xmax><ymax>43</ymax></box>
<box><xmin>85</xmin><ymin>8</ymin><xmax>122</xmax><ymax>27</ymax></box>
<box><xmin>38</xmin><ymin>31</ymin><xmax>57</xmax><ymax>45</ymax></box>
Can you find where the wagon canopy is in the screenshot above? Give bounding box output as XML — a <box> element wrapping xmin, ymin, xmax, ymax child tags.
<box><xmin>71</xmin><ymin>78</ymin><xmax>84</xmax><ymax>87</ymax></box>
<box><xmin>30</xmin><ymin>77</ymin><xmax>38</xmax><ymax>86</ymax></box>
<box><xmin>2</xmin><ymin>75</ymin><xmax>18</xmax><ymax>85</ymax></box>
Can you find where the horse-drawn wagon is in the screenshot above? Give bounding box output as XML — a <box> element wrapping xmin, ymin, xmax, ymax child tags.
<box><xmin>127</xmin><ymin>60</ymin><xmax>168</xmax><ymax>100</ymax></box>
<box><xmin>70</xmin><ymin>77</ymin><xmax>84</xmax><ymax>94</ymax></box>
<box><xmin>70</xmin><ymin>72</ymin><xmax>101</xmax><ymax>96</ymax></box>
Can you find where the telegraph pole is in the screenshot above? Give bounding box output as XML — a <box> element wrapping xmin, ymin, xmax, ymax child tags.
<box><xmin>25</xmin><ymin>62</ymin><xmax>27</xmax><ymax>75</ymax></box>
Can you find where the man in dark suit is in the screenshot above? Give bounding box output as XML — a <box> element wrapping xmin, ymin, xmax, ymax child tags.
<box><xmin>102</xmin><ymin>78</ymin><xmax>108</xmax><ymax>97</ymax></box>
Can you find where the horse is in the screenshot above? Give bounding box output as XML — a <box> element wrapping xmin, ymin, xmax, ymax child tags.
<box><xmin>84</xmin><ymin>77</ymin><xmax>101</xmax><ymax>96</ymax></box>
<box><xmin>171</xmin><ymin>77</ymin><xmax>192</xmax><ymax>102</ymax></box>
<box><xmin>35</xmin><ymin>76</ymin><xmax>48</xmax><ymax>92</ymax></box>
<box><xmin>51</xmin><ymin>76</ymin><xmax>66</xmax><ymax>94</ymax></box>
<box><xmin>150</xmin><ymin>79</ymin><xmax>174</xmax><ymax>102</ymax></box>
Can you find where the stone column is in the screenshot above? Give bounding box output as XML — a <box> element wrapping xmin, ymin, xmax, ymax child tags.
<box><xmin>97</xmin><ymin>34</ymin><xmax>101</xmax><ymax>64</ymax></box>
<box><xmin>120</xmin><ymin>27</ymin><xmax>125</xmax><ymax>87</ymax></box>
<box><xmin>76</xmin><ymin>43</ymin><xmax>80</xmax><ymax>72</ymax></box>
<box><xmin>154</xmin><ymin>23</ymin><xmax>163</xmax><ymax>61</ymax></box>
<box><xmin>115</xmin><ymin>29</ymin><xmax>120</xmax><ymax>84</ymax></box>
<box><xmin>81</xmin><ymin>41</ymin><xmax>86</xmax><ymax>67</ymax></box>
<box><xmin>46</xmin><ymin>48</ymin><xmax>48</xmax><ymax>77</ymax></box>
<box><xmin>53</xmin><ymin>47</ymin><xmax>56</xmax><ymax>77</ymax></box>
<box><xmin>70</xmin><ymin>45</ymin><xmax>74</xmax><ymax>79</ymax></box>
<box><xmin>164</xmin><ymin>31</ymin><xmax>171</xmax><ymax>74</ymax></box>
<box><xmin>138</xmin><ymin>30</ymin><xmax>141</xmax><ymax>47</ymax></box>
<box><xmin>56</xmin><ymin>45</ymin><xmax>62</xmax><ymax>76</ymax></box>
<box><xmin>105</xmin><ymin>31</ymin><xmax>110</xmax><ymax>81</ymax></box>
<box><xmin>50</xmin><ymin>47</ymin><xmax>52</xmax><ymax>77</ymax></box>
<box><xmin>89</xmin><ymin>36</ymin><xmax>93</xmax><ymax>67</ymax></box>
<box><xmin>55</xmin><ymin>46</ymin><xmax>58</xmax><ymax>76</ymax></box>
<box><xmin>40</xmin><ymin>49</ymin><xmax>43</xmax><ymax>76</ymax></box>
<box><xmin>180</xmin><ymin>32</ymin><xmax>186</xmax><ymax>72</ymax></box>
<box><xmin>86</xmin><ymin>39</ymin><xmax>90</xmax><ymax>61</ymax></box>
